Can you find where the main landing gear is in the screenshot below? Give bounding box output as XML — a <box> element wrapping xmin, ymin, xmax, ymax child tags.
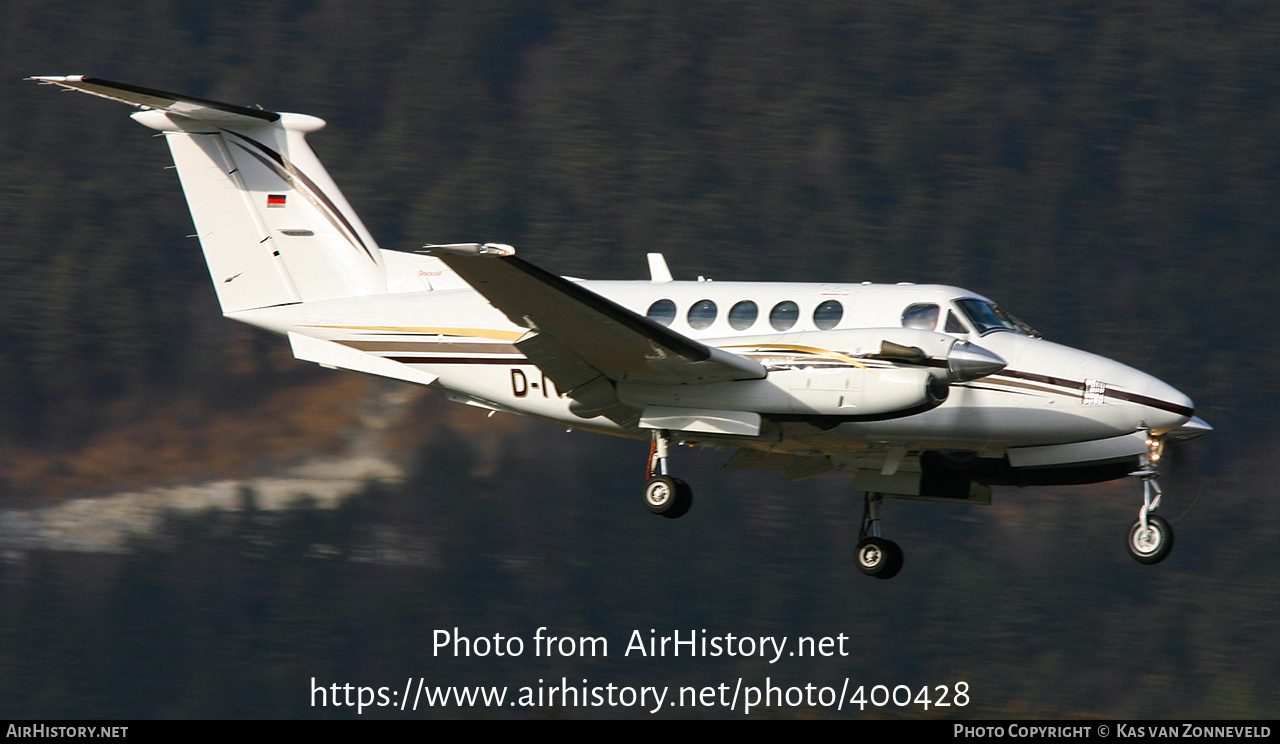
<box><xmin>1126</xmin><ymin>431</ymin><xmax>1174</xmax><ymax>564</ymax></box>
<box><xmin>857</xmin><ymin>492</ymin><xmax>903</xmax><ymax>580</ymax></box>
<box><xmin>644</xmin><ymin>430</ymin><xmax>692</xmax><ymax>519</ymax></box>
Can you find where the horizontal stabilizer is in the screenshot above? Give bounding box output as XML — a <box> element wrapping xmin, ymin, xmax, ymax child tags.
<box><xmin>289</xmin><ymin>332</ymin><xmax>439</xmax><ymax>387</ymax></box>
<box><xmin>28</xmin><ymin>76</ymin><xmax>279</xmax><ymax>126</ymax></box>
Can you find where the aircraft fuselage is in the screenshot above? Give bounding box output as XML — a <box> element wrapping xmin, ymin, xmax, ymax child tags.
<box><xmin>234</xmin><ymin>277</ymin><xmax>1195</xmax><ymax>469</ymax></box>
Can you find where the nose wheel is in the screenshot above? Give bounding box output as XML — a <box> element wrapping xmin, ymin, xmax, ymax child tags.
<box><xmin>1126</xmin><ymin>431</ymin><xmax>1174</xmax><ymax>564</ymax></box>
<box><xmin>857</xmin><ymin>492</ymin><xmax>903</xmax><ymax>579</ymax></box>
<box><xmin>1128</xmin><ymin>512</ymin><xmax>1173</xmax><ymax>564</ymax></box>
<box><xmin>644</xmin><ymin>430</ymin><xmax>693</xmax><ymax>519</ymax></box>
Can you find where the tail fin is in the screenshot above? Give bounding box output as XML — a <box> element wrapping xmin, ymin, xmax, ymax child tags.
<box><xmin>29</xmin><ymin>76</ymin><xmax>386</xmax><ymax>313</ymax></box>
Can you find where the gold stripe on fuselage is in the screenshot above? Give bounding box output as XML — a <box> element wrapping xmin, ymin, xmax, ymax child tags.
<box><xmin>724</xmin><ymin>343</ymin><xmax>874</xmax><ymax>373</ymax></box>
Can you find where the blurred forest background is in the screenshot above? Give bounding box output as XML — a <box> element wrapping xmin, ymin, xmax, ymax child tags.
<box><xmin>1</xmin><ymin>0</ymin><xmax>1277</xmax><ymax>718</ymax></box>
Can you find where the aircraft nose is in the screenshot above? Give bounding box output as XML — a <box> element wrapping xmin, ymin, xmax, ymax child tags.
<box><xmin>1140</xmin><ymin>375</ymin><xmax>1195</xmax><ymax>434</ymax></box>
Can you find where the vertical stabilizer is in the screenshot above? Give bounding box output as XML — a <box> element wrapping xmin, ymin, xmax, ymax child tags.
<box><xmin>136</xmin><ymin>110</ymin><xmax>386</xmax><ymax>313</ymax></box>
<box><xmin>29</xmin><ymin>76</ymin><xmax>386</xmax><ymax>314</ymax></box>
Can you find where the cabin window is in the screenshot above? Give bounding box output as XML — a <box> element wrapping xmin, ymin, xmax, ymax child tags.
<box><xmin>901</xmin><ymin>303</ymin><xmax>940</xmax><ymax>330</ymax></box>
<box><xmin>813</xmin><ymin>300</ymin><xmax>843</xmax><ymax>330</ymax></box>
<box><xmin>687</xmin><ymin>299</ymin><xmax>718</xmax><ymax>330</ymax></box>
<box><xmin>647</xmin><ymin>299</ymin><xmax>677</xmax><ymax>327</ymax></box>
<box><xmin>769</xmin><ymin>301</ymin><xmax>799</xmax><ymax>331</ymax></box>
<box><xmin>728</xmin><ymin>300</ymin><xmax>758</xmax><ymax>330</ymax></box>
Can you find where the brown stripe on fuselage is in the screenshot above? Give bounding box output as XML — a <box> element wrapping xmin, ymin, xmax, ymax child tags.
<box><xmin>976</xmin><ymin>376</ymin><xmax>1072</xmax><ymax>398</ymax></box>
<box><xmin>987</xmin><ymin>370</ymin><xmax>1193</xmax><ymax>417</ymax></box>
<box><xmin>957</xmin><ymin>382</ymin><xmax>1040</xmax><ymax>398</ymax></box>
<box><xmin>340</xmin><ymin>340</ymin><xmax>521</xmax><ymax>355</ymax></box>
<box><xmin>1001</xmin><ymin>369</ymin><xmax>1085</xmax><ymax>391</ymax></box>
<box><xmin>1103</xmin><ymin>388</ymin><xmax>1194</xmax><ymax>417</ymax></box>
<box><xmin>385</xmin><ymin>356</ymin><xmax>527</xmax><ymax>365</ymax></box>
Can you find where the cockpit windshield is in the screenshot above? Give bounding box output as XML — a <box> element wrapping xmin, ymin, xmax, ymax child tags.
<box><xmin>954</xmin><ymin>298</ymin><xmax>1041</xmax><ymax>338</ymax></box>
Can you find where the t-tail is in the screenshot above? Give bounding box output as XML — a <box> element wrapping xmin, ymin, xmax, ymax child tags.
<box><xmin>28</xmin><ymin>76</ymin><xmax>387</xmax><ymax>313</ymax></box>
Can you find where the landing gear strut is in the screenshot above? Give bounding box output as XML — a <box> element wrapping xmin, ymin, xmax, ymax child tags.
<box><xmin>1126</xmin><ymin>431</ymin><xmax>1174</xmax><ymax>564</ymax></box>
<box><xmin>857</xmin><ymin>492</ymin><xmax>903</xmax><ymax>579</ymax></box>
<box><xmin>644</xmin><ymin>430</ymin><xmax>692</xmax><ymax>519</ymax></box>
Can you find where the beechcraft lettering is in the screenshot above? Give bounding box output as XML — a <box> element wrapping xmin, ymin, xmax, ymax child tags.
<box><xmin>31</xmin><ymin>75</ymin><xmax>1211</xmax><ymax>579</ymax></box>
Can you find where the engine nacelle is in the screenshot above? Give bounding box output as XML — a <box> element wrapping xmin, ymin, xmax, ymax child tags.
<box><xmin>619</xmin><ymin>365</ymin><xmax>937</xmax><ymax>417</ymax></box>
<box><xmin>616</xmin><ymin>327</ymin><xmax>1004</xmax><ymax>419</ymax></box>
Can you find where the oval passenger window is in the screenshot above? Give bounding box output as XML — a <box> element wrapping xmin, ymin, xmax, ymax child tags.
<box><xmin>770</xmin><ymin>301</ymin><xmax>799</xmax><ymax>331</ymax></box>
<box><xmin>647</xmin><ymin>299</ymin><xmax>677</xmax><ymax>327</ymax></box>
<box><xmin>687</xmin><ymin>299</ymin><xmax>718</xmax><ymax>330</ymax></box>
<box><xmin>813</xmin><ymin>300</ymin><xmax>843</xmax><ymax>330</ymax></box>
<box><xmin>728</xmin><ymin>300</ymin><xmax>758</xmax><ymax>330</ymax></box>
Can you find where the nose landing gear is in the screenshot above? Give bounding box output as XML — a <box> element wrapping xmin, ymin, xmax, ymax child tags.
<box><xmin>644</xmin><ymin>430</ymin><xmax>693</xmax><ymax>519</ymax></box>
<box><xmin>1126</xmin><ymin>432</ymin><xmax>1174</xmax><ymax>564</ymax></box>
<box><xmin>857</xmin><ymin>492</ymin><xmax>903</xmax><ymax>579</ymax></box>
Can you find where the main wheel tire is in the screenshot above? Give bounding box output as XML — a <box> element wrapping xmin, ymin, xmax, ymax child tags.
<box><xmin>661</xmin><ymin>478</ymin><xmax>694</xmax><ymax>520</ymax></box>
<box><xmin>1127</xmin><ymin>514</ymin><xmax>1174</xmax><ymax>564</ymax></box>
<box><xmin>644</xmin><ymin>476</ymin><xmax>679</xmax><ymax>515</ymax></box>
<box><xmin>856</xmin><ymin>537</ymin><xmax>903</xmax><ymax>578</ymax></box>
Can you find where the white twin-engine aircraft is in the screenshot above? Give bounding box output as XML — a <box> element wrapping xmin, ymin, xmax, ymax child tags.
<box><xmin>33</xmin><ymin>76</ymin><xmax>1211</xmax><ymax>578</ymax></box>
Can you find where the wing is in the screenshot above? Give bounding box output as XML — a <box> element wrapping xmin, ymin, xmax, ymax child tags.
<box><xmin>424</xmin><ymin>244</ymin><xmax>766</xmax><ymax>420</ymax></box>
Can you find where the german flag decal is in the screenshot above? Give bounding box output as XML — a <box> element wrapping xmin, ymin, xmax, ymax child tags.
<box><xmin>267</xmin><ymin>194</ymin><xmax>287</xmax><ymax>208</ymax></box>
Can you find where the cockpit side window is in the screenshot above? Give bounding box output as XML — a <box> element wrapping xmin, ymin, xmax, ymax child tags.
<box><xmin>945</xmin><ymin>310</ymin><xmax>968</xmax><ymax>334</ymax></box>
<box><xmin>954</xmin><ymin>298</ymin><xmax>1041</xmax><ymax>337</ymax></box>
<box><xmin>901</xmin><ymin>303</ymin><xmax>940</xmax><ymax>330</ymax></box>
